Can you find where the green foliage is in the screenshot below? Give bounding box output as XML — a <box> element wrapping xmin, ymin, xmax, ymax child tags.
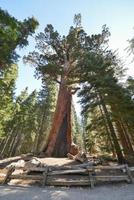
<box><xmin>34</xmin><ymin>80</ymin><xmax>57</xmax><ymax>153</ymax></box>
<box><xmin>72</xmin><ymin>104</ymin><xmax>83</xmax><ymax>149</ymax></box>
<box><xmin>0</xmin><ymin>64</ymin><xmax>18</xmax><ymax>138</ymax></box>
<box><xmin>78</xmin><ymin>27</ymin><xmax>134</xmax><ymax>160</ymax></box>
<box><xmin>126</xmin><ymin>76</ymin><xmax>134</xmax><ymax>97</ymax></box>
<box><xmin>23</xmin><ymin>16</ymin><xmax>86</xmax><ymax>85</ymax></box>
<box><xmin>0</xmin><ymin>79</ymin><xmax>57</xmax><ymax>157</ymax></box>
<box><xmin>0</xmin><ymin>7</ymin><xmax>39</xmax><ymax>68</ymax></box>
<box><xmin>0</xmin><ymin>14</ymin><xmax>134</xmax><ymax>161</ymax></box>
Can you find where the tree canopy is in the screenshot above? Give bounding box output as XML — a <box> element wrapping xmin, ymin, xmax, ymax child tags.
<box><xmin>0</xmin><ymin>7</ymin><xmax>39</xmax><ymax>69</ymax></box>
<box><xmin>0</xmin><ymin>12</ymin><xmax>134</xmax><ymax>163</ymax></box>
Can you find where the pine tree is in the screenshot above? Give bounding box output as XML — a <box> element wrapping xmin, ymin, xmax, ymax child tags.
<box><xmin>0</xmin><ymin>64</ymin><xmax>18</xmax><ymax>139</ymax></box>
<box><xmin>33</xmin><ymin>80</ymin><xmax>57</xmax><ymax>154</ymax></box>
<box><xmin>0</xmin><ymin>7</ymin><xmax>39</xmax><ymax>69</ymax></box>
<box><xmin>72</xmin><ymin>104</ymin><xmax>83</xmax><ymax>150</ymax></box>
<box><xmin>1</xmin><ymin>88</ymin><xmax>39</xmax><ymax>157</ymax></box>
<box><xmin>0</xmin><ymin>87</ymin><xmax>29</xmax><ymax>157</ymax></box>
<box><xmin>78</xmin><ymin>31</ymin><xmax>134</xmax><ymax>163</ymax></box>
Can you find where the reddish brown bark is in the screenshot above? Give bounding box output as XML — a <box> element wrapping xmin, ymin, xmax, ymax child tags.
<box><xmin>43</xmin><ymin>83</ymin><xmax>72</xmax><ymax>157</ymax></box>
<box><xmin>115</xmin><ymin>121</ymin><xmax>131</xmax><ymax>156</ymax></box>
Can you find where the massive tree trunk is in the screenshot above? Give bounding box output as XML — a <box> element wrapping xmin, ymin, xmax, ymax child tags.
<box><xmin>42</xmin><ymin>83</ymin><xmax>72</xmax><ymax>157</ymax></box>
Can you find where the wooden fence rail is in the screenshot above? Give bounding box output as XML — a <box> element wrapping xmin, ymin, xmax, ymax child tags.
<box><xmin>1</xmin><ymin>164</ymin><xmax>134</xmax><ymax>187</ymax></box>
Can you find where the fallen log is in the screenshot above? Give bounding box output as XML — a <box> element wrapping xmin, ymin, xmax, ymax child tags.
<box><xmin>0</xmin><ymin>154</ymin><xmax>33</xmax><ymax>169</ymax></box>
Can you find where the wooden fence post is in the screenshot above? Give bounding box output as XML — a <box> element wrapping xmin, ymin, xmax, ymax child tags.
<box><xmin>2</xmin><ymin>166</ymin><xmax>15</xmax><ymax>184</ymax></box>
<box><xmin>42</xmin><ymin>167</ymin><xmax>48</xmax><ymax>186</ymax></box>
<box><xmin>125</xmin><ymin>164</ymin><xmax>133</xmax><ymax>183</ymax></box>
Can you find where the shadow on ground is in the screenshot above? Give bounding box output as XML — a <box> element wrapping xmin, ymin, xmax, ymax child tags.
<box><xmin>0</xmin><ymin>183</ymin><xmax>134</xmax><ymax>200</ymax></box>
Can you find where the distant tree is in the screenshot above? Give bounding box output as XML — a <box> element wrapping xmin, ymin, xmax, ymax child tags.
<box><xmin>126</xmin><ymin>76</ymin><xmax>134</xmax><ymax>97</ymax></box>
<box><xmin>0</xmin><ymin>87</ymin><xmax>29</xmax><ymax>157</ymax></box>
<box><xmin>72</xmin><ymin>104</ymin><xmax>83</xmax><ymax>150</ymax></box>
<box><xmin>0</xmin><ymin>80</ymin><xmax>57</xmax><ymax>158</ymax></box>
<box><xmin>0</xmin><ymin>88</ymin><xmax>39</xmax><ymax>157</ymax></box>
<box><xmin>0</xmin><ymin>64</ymin><xmax>18</xmax><ymax>139</ymax></box>
<box><xmin>33</xmin><ymin>80</ymin><xmax>57</xmax><ymax>154</ymax></box>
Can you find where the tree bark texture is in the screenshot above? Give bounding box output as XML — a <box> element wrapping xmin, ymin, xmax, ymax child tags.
<box><xmin>43</xmin><ymin>83</ymin><xmax>72</xmax><ymax>157</ymax></box>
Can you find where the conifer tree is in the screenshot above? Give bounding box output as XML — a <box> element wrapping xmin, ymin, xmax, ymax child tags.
<box><xmin>0</xmin><ymin>64</ymin><xmax>18</xmax><ymax>139</ymax></box>
<box><xmin>0</xmin><ymin>7</ymin><xmax>39</xmax><ymax>69</ymax></box>
<box><xmin>33</xmin><ymin>80</ymin><xmax>57</xmax><ymax>154</ymax></box>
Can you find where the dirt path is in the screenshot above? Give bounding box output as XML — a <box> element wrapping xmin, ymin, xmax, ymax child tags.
<box><xmin>0</xmin><ymin>184</ymin><xmax>134</xmax><ymax>200</ymax></box>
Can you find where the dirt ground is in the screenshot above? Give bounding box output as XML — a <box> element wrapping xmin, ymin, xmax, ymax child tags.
<box><xmin>0</xmin><ymin>183</ymin><xmax>134</xmax><ymax>200</ymax></box>
<box><xmin>37</xmin><ymin>157</ymin><xmax>79</xmax><ymax>166</ymax></box>
<box><xmin>0</xmin><ymin>157</ymin><xmax>134</xmax><ymax>199</ymax></box>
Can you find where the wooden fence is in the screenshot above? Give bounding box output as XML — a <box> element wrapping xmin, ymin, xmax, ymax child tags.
<box><xmin>1</xmin><ymin>164</ymin><xmax>134</xmax><ymax>188</ymax></box>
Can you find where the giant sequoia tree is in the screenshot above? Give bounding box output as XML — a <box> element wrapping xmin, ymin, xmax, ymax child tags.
<box><xmin>25</xmin><ymin>15</ymin><xmax>85</xmax><ymax>157</ymax></box>
<box><xmin>24</xmin><ymin>15</ymin><xmax>114</xmax><ymax>157</ymax></box>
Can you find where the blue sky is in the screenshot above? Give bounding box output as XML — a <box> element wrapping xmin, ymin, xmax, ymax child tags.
<box><xmin>1</xmin><ymin>0</ymin><xmax>134</xmax><ymax>113</ymax></box>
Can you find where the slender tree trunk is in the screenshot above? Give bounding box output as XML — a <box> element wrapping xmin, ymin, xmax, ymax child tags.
<box><xmin>0</xmin><ymin>127</ymin><xmax>15</xmax><ymax>157</ymax></box>
<box><xmin>115</xmin><ymin>121</ymin><xmax>130</xmax><ymax>156</ymax></box>
<box><xmin>110</xmin><ymin>103</ymin><xmax>134</xmax><ymax>154</ymax></box>
<box><xmin>0</xmin><ymin>139</ymin><xmax>6</xmax><ymax>156</ymax></box>
<box><xmin>120</xmin><ymin>119</ymin><xmax>134</xmax><ymax>153</ymax></box>
<box><xmin>82</xmin><ymin>117</ymin><xmax>88</xmax><ymax>153</ymax></box>
<box><xmin>33</xmin><ymin>110</ymin><xmax>47</xmax><ymax>154</ymax></box>
<box><xmin>114</xmin><ymin>119</ymin><xmax>134</xmax><ymax>164</ymax></box>
<box><xmin>98</xmin><ymin>103</ymin><xmax>116</xmax><ymax>157</ymax></box>
<box><xmin>42</xmin><ymin>83</ymin><xmax>72</xmax><ymax>157</ymax></box>
<box><xmin>10</xmin><ymin>126</ymin><xmax>25</xmax><ymax>157</ymax></box>
<box><xmin>99</xmin><ymin>93</ymin><xmax>125</xmax><ymax>163</ymax></box>
<box><xmin>125</xmin><ymin>122</ymin><xmax>134</xmax><ymax>144</ymax></box>
<box><xmin>7</xmin><ymin>129</ymin><xmax>19</xmax><ymax>157</ymax></box>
